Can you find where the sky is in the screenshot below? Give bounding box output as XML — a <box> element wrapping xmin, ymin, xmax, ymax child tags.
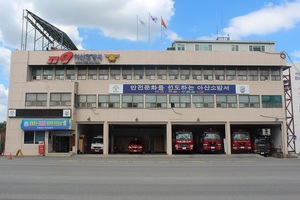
<box><xmin>1</xmin><ymin>0</ymin><xmax>300</xmax><ymax>122</ymax></box>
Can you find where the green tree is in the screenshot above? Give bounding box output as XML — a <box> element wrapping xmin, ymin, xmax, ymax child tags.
<box><xmin>0</xmin><ymin>121</ymin><xmax>6</xmax><ymax>131</ymax></box>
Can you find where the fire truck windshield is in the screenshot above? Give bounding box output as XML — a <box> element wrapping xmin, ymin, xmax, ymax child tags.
<box><xmin>176</xmin><ymin>132</ymin><xmax>192</xmax><ymax>139</ymax></box>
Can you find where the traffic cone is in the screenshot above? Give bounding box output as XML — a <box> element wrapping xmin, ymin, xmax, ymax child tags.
<box><xmin>8</xmin><ymin>153</ymin><xmax>12</xmax><ymax>160</ymax></box>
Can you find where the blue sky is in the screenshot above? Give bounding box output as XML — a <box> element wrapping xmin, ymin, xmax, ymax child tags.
<box><xmin>0</xmin><ymin>0</ymin><xmax>300</xmax><ymax>122</ymax></box>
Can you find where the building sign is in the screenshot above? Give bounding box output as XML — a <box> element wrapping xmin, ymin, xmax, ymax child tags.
<box><xmin>47</xmin><ymin>52</ymin><xmax>73</xmax><ymax>64</ymax></box>
<box><xmin>74</xmin><ymin>53</ymin><xmax>102</xmax><ymax>65</ymax></box>
<box><xmin>109</xmin><ymin>84</ymin><xmax>249</xmax><ymax>94</ymax></box>
<box><xmin>20</xmin><ymin>119</ymin><xmax>71</xmax><ymax>131</ymax></box>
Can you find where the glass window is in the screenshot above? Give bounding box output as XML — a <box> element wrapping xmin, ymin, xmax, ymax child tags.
<box><xmin>134</xmin><ymin>66</ymin><xmax>144</xmax><ymax>80</ymax></box>
<box><xmin>193</xmin><ymin>95</ymin><xmax>214</xmax><ymax>108</ymax></box>
<box><xmin>215</xmin><ymin>67</ymin><xmax>225</xmax><ymax>81</ymax></box>
<box><xmin>88</xmin><ymin>67</ymin><xmax>98</xmax><ymax>80</ymax></box>
<box><xmin>122</xmin><ymin>66</ymin><xmax>132</xmax><ymax>80</ymax></box>
<box><xmin>262</xmin><ymin>95</ymin><xmax>282</xmax><ymax>108</ymax></box>
<box><xmin>203</xmin><ymin>67</ymin><xmax>213</xmax><ymax>80</ymax></box>
<box><xmin>145</xmin><ymin>66</ymin><xmax>156</xmax><ymax>80</ymax></box>
<box><xmin>192</xmin><ymin>66</ymin><xmax>202</xmax><ymax>80</ymax></box>
<box><xmin>66</xmin><ymin>67</ymin><xmax>75</xmax><ymax>80</ymax></box>
<box><xmin>78</xmin><ymin>68</ymin><xmax>87</xmax><ymax>80</ymax></box>
<box><xmin>157</xmin><ymin>66</ymin><xmax>167</xmax><ymax>80</ymax></box>
<box><xmin>122</xmin><ymin>95</ymin><xmax>143</xmax><ymax>108</ymax></box>
<box><xmin>110</xmin><ymin>67</ymin><xmax>121</xmax><ymax>80</ymax></box>
<box><xmin>32</xmin><ymin>66</ymin><xmax>41</xmax><ymax>80</ymax></box>
<box><xmin>177</xmin><ymin>44</ymin><xmax>185</xmax><ymax>51</ymax></box>
<box><xmin>50</xmin><ymin>93</ymin><xmax>71</xmax><ymax>107</ymax></box>
<box><xmin>271</xmin><ymin>68</ymin><xmax>281</xmax><ymax>81</ymax></box>
<box><xmin>55</xmin><ymin>68</ymin><xmax>65</xmax><ymax>80</ymax></box>
<box><xmin>170</xmin><ymin>95</ymin><xmax>191</xmax><ymax>108</ymax></box>
<box><xmin>169</xmin><ymin>66</ymin><xmax>179</xmax><ymax>80</ymax></box>
<box><xmin>180</xmin><ymin>67</ymin><xmax>190</xmax><ymax>80</ymax></box>
<box><xmin>231</xmin><ymin>45</ymin><xmax>239</xmax><ymax>51</ymax></box>
<box><xmin>237</xmin><ymin>67</ymin><xmax>247</xmax><ymax>81</ymax></box>
<box><xmin>25</xmin><ymin>93</ymin><xmax>47</xmax><ymax>107</ymax></box>
<box><xmin>195</xmin><ymin>44</ymin><xmax>212</xmax><ymax>51</ymax></box>
<box><xmin>43</xmin><ymin>67</ymin><xmax>53</xmax><ymax>80</ymax></box>
<box><xmin>77</xmin><ymin>95</ymin><xmax>96</xmax><ymax>108</ymax></box>
<box><xmin>226</xmin><ymin>67</ymin><xmax>236</xmax><ymax>81</ymax></box>
<box><xmin>260</xmin><ymin>67</ymin><xmax>269</xmax><ymax>81</ymax></box>
<box><xmin>99</xmin><ymin>66</ymin><xmax>109</xmax><ymax>80</ymax></box>
<box><xmin>145</xmin><ymin>95</ymin><xmax>167</xmax><ymax>108</ymax></box>
<box><xmin>248</xmin><ymin>68</ymin><xmax>258</xmax><ymax>81</ymax></box>
<box><xmin>24</xmin><ymin>131</ymin><xmax>45</xmax><ymax>144</ymax></box>
<box><xmin>239</xmin><ymin>95</ymin><xmax>260</xmax><ymax>108</ymax></box>
<box><xmin>216</xmin><ymin>95</ymin><xmax>237</xmax><ymax>108</ymax></box>
<box><xmin>98</xmin><ymin>95</ymin><xmax>120</xmax><ymax>108</ymax></box>
<box><xmin>249</xmin><ymin>45</ymin><xmax>265</xmax><ymax>52</ymax></box>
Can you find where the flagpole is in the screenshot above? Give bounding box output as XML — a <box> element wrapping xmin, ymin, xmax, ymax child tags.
<box><xmin>160</xmin><ymin>17</ymin><xmax>162</xmax><ymax>49</ymax></box>
<box><xmin>148</xmin><ymin>13</ymin><xmax>150</xmax><ymax>42</ymax></box>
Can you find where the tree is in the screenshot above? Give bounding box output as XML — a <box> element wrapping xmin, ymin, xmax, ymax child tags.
<box><xmin>0</xmin><ymin>121</ymin><xmax>6</xmax><ymax>131</ymax></box>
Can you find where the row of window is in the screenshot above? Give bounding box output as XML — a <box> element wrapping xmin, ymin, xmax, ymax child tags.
<box><xmin>31</xmin><ymin>66</ymin><xmax>281</xmax><ymax>81</ymax></box>
<box><xmin>25</xmin><ymin>93</ymin><xmax>283</xmax><ymax>108</ymax></box>
<box><xmin>176</xmin><ymin>44</ymin><xmax>266</xmax><ymax>52</ymax></box>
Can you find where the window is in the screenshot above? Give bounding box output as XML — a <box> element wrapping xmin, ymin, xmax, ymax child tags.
<box><xmin>195</xmin><ymin>44</ymin><xmax>212</xmax><ymax>51</ymax></box>
<box><xmin>239</xmin><ymin>95</ymin><xmax>260</xmax><ymax>108</ymax></box>
<box><xmin>180</xmin><ymin>67</ymin><xmax>190</xmax><ymax>80</ymax></box>
<box><xmin>43</xmin><ymin>67</ymin><xmax>53</xmax><ymax>80</ymax></box>
<box><xmin>157</xmin><ymin>66</ymin><xmax>167</xmax><ymax>80</ymax></box>
<box><xmin>248</xmin><ymin>68</ymin><xmax>258</xmax><ymax>81</ymax></box>
<box><xmin>32</xmin><ymin>66</ymin><xmax>41</xmax><ymax>80</ymax></box>
<box><xmin>25</xmin><ymin>93</ymin><xmax>47</xmax><ymax>107</ymax></box>
<box><xmin>177</xmin><ymin>44</ymin><xmax>185</xmax><ymax>51</ymax></box>
<box><xmin>146</xmin><ymin>66</ymin><xmax>156</xmax><ymax>80</ymax></box>
<box><xmin>122</xmin><ymin>95</ymin><xmax>144</xmax><ymax>108</ymax></box>
<box><xmin>24</xmin><ymin>131</ymin><xmax>45</xmax><ymax>144</ymax></box>
<box><xmin>237</xmin><ymin>67</ymin><xmax>247</xmax><ymax>81</ymax></box>
<box><xmin>226</xmin><ymin>67</ymin><xmax>236</xmax><ymax>81</ymax></box>
<box><xmin>231</xmin><ymin>45</ymin><xmax>239</xmax><ymax>51</ymax></box>
<box><xmin>203</xmin><ymin>67</ymin><xmax>213</xmax><ymax>80</ymax></box>
<box><xmin>262</xmin><ymin>95</ymin><xmax>282</xmax><ymax>108</ymax></box>
<box><xmin>216</xmin><ymin>95</ymin><xmax>237</xmax><ymax>108</ymax></box>
<box><xmin>55</xmin><ymin>68</ymin><xmax>65</xmax><ymax>80</ymax></box>
<box><xmin>145</xmin><ymin>95</ymin><xmax>167</xmax><ymax>108</ymax></box>
<box><xmin>110</xmin><ymin>67</ymin><xmax>121</xmax><ymax>80</ymax></box>
<box><xmin>50</xmin><ymin>93</ymin><xmax>71</xmax><ymax>107</ymax></box>
<box><xmin>271</xmin><ymin>68</ymin><xmax>281</xmax><ymax>81</ymax></box>
<box><xmin>169</xmin><ymin>95</ymin><xmax>191</xmax><ymax>108</ymax></box>
<box><xmin>122</xmin><ymin>66</ymin><xmax>132</xmax><ymax>80</ymax></box>
<box><xmin>88</xmin><ymin>67</ymin><xmax>98</xmax><ymax>80</ymax></box>
<box><xmin>260</xmin><ymin>67</ymin><xmax>269</xmax><ymax>81</ymax></box>
<box><xmin>77</xmin><ymin>95</ymin><xmax>96</xmax><ymax>108</ymax></box>
<box><xmin>78</xmin><ymin>68</ymin><xmax>87</xmax><ymax>80</ymax></box>
<box><xmin>249</xmin><ymin>45</ymin><xmax>265</xmax><ymax>52</ymax></box>
<box><xmin>66</xmin><ymin>67</ymin><xmax>75</xmax><ymax>80</ymax></box>
<box><xmin>134</xmin><ymin>66</ymin><xmax>144</xmax><ymax>80</ymax></box>
<box><xmin>193</xmin><ymin>95</ymin><xmax>214</xmax><ymax>108</ymax></box>
<box><xmin>192</xmin><ymin>66</ymin><xmax>202</xmax><ymax>80</ymax></box>
<box><xmin>215</xmin><ymin>67</ymin><xmax>225</xmax><ymax>81</ymax></box>
<box><xmin>98</xmin><ymin>95</ymin><xmax>120</xmax><ymax>108</ymax></box>
<box><xmin>99</xmin><ymin>66</ymin><xmax>109</xmax><ymax>80</ymax></box>
<box><xmin>169</xmin><ymin>66</ymin><xmax>179</xmax><ymax>80</ymax></box>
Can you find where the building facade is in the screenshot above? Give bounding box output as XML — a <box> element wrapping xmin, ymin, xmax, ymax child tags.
<box><xmin>5</xmin><ymin>40</ymin><xmax>289</xmax><ymax>156</ymax></box>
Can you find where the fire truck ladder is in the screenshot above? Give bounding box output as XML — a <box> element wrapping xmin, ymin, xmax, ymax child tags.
<box><xmin>283</xmin><ymin>67</ymin><xmax>296</xmax><ymax>153</ymax></box>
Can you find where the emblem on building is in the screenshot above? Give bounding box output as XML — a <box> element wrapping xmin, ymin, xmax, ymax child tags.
<box><xmin>105</xmin><ymin>54</ymin><xmax>120</xmax><ymax>62</ymax></box>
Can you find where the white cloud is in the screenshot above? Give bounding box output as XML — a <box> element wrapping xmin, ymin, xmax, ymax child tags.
<box><xmin>223</xmin><ymin>0</ymin><xmax>300</xmax><ymax>39</ymax></box>
<box><xmin>0</xmin><ymin>84</ymin><xmax>8</xmax><ymax>122</ymax></box>
<box><xmin>0</xmin><ymin>46</ymin><xmax>11</xmax><ymax>81</ymax></box>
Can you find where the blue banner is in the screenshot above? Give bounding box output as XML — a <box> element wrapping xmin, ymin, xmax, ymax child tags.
<box><xmin>21</xmin><ymin>119</ymin><xmax>71</xmax><ymax>131</ymax></box>
<box><xmin>123</xmin><ymin>84</ymin><xmax>237</xmax><ymax>94</ymax></box>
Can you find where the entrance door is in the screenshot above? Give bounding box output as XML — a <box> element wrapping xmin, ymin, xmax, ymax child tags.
<box><xmin>54</xmin><ymin>136</ymin><xmax>70</xmax><ymax>152</ymax></box>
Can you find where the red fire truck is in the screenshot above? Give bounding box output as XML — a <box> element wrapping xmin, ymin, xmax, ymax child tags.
<box><xmin>128</xmin><ymin>138</ymin><xmax>143</xmax><ymax>153</ymax></box>
<box><xmin>200</xmin><ymin>128</ymin><xmax>223</xmax><ymax>153</ymax></box>
<box><xmin>232</xmin><ymin>130</ymin><xmax>252</xmax><ymax>153</ymax></box>
<box><xmin>173</xmin><ymin>130</ymin><xmax>194</xmax><ymax>153</ymax></box>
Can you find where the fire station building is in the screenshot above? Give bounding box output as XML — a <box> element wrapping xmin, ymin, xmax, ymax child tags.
<box><xmin>5</xmin><ymin>39</ymin><xmax>291</xmax><ymax>156</ymax></box>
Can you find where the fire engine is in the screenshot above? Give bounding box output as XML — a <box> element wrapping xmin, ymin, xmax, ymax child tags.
<box><xmin>200</xmin><ymin>128</ymin><xmax>223</xmax><ymax>153</ymax></box>
<box><xmin>232</xmin><ymin>130</ymin><xmax>251</xmax><ymax>153</ymax></box>
<box><xmin>173</xmin><ymin>130</ymin><xmax>194</xmax><ymax>153</ymax></box>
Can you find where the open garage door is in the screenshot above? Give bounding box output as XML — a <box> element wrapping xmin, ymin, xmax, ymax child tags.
<box><xmin>77</xmin><ymin>124</ymin><xmax>103</xmax><ymax>154</ymax></box>
<box><xmin>109</xmin><ymin>124</ymin><xmax>166</xmax><ymax>154</ymax></box>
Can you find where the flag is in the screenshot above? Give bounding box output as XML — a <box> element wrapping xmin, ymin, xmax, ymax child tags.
<box><xmin>139</xmin><ymin>19</ymin><xmax>146</xmax><ymax>26</ymax></box>
<box><xmin>150</xmin><ymin>15</ymin><xmax>158</xmax><ymax>23</ymax></box>
<box><xmin>161</xmin><ymin>18</ymin><xmax>167</xmax><ymax>29</ymax></box>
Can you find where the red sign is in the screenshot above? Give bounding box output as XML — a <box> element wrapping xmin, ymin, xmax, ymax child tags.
<box><xmin>47</xmin><ymin>52</ymin><xmax>73</xmax><ymax>64</ymax></box>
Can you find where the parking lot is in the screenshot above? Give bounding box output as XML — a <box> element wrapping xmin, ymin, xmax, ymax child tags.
<box><xmin>0</xmin><ymin>154</ymin><xmax>299</xmax><ymax>200</ymax></box>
